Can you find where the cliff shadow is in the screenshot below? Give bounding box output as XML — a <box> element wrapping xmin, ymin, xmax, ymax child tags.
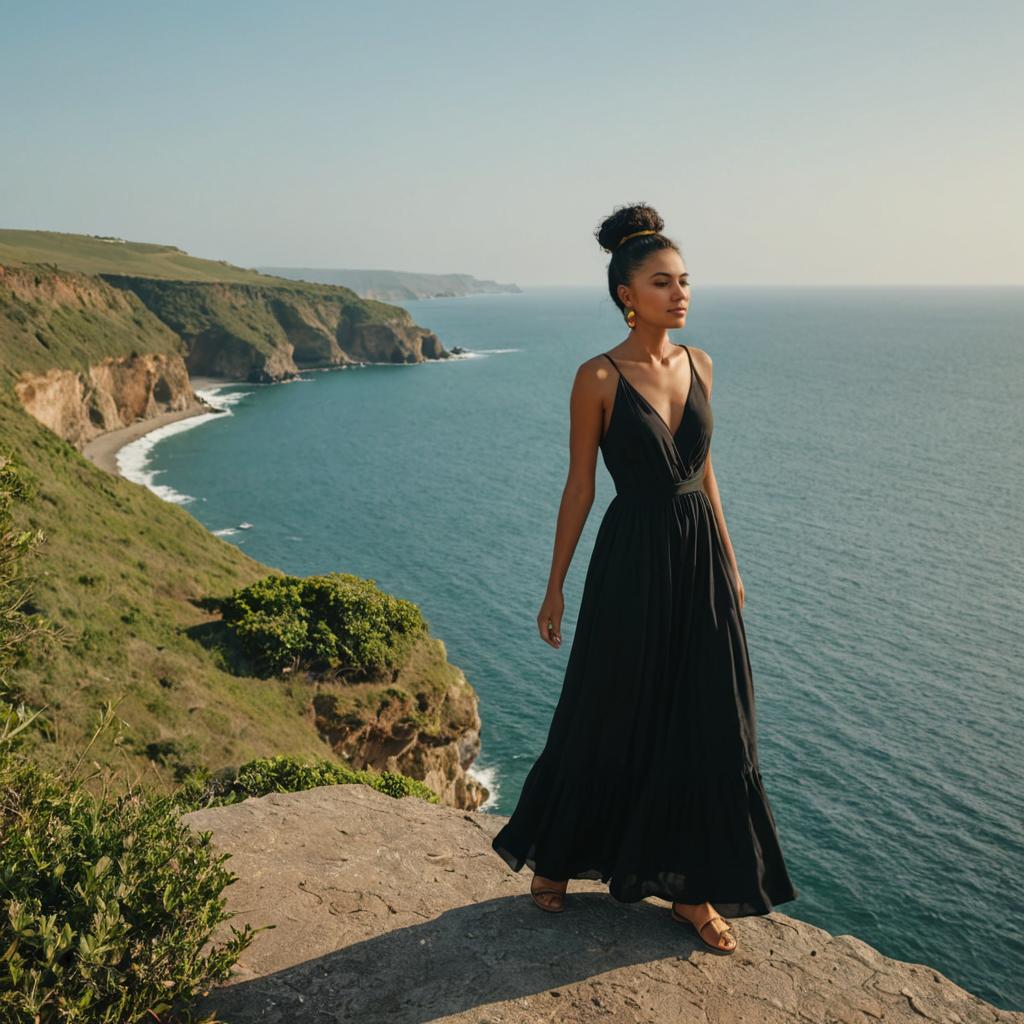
<box><xmin>194</xmin><ymin>890</ymin><xmax>760</xmax><ymax>1023</ymax></box>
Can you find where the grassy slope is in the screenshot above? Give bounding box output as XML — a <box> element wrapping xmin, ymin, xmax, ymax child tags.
<box><xmin>0</xmin><ymin>262</ymin><xmax>186</xmax><ymax>379</ymax></box>
<box><xmin>0</xmin><ymin>229</ymin><xmax>294</xmax><ymax>285</ymax></box>
<box><xmin>0</xmin><ymin>231</ymin><xmax>467</xmax><ymax>793</ymax></box>
<box><xmin>2</xmin><ymin>384</ymin><xmax>466</xmax><ymax>794</ymax></box>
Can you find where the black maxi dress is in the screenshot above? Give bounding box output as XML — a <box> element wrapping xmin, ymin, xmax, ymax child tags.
<box><xmin>491</xmin><ymin>344</ymin><xmax>799</xmax><ymax>916</ymax></box>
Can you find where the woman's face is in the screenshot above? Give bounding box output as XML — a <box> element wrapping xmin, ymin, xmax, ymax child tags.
<box><xmin>617</xmin><ymin>248</ymin><xmax>690</xmax><ymax>329</ymax></box>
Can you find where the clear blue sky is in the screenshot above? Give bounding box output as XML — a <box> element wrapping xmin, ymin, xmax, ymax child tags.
<box><xmin>2</xmin><ymin>0</ymin><xmax>1020</xmax><ymax>286</ymax></box>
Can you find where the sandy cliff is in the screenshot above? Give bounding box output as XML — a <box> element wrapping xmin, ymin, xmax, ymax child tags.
<box><xmin>2</xmin><ymin>262</ymin><xmax>208</xmax><ymax>447</ymax></box>
<box><xmin>14</xmin><ymin>351</ymin><xmax>207</xmax><ymax>448</ymax></box>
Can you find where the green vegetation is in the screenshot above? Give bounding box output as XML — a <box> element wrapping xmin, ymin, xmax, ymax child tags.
<box><xmin>0</xmin><ymin>732</ymin><xmax>261</xmax><ymax>1024</ymax></box>
<box><xmin>0</xmin><ymin>361</ymin><xmax>469</xmax><ymax>793</ymax></box>
<box><xmin>0</xmin><ymin>228</ymin><xmax>409</xmax><ymax>323</ymax></box>
<box><xmin>0</xmin><ymin>378</ymin><xmax>288</xmax><ymax>787</ymax></box>
<box><xmin>0</xmin><ymin>448</ymin><xmax>441</xmax><ymax>1022</ymax></box>
<box><xmin>0</xmin><ymin>228</ymin><xmax>299</xmax><ymax>285</ymax></box>
<box><xmin>177</xmin><ymin>752</ymin><xmax>440</xmax><ymax>810</ymax></box>
<box><xmin>0</xmin><ymin>262</ymin><xmax>184</xmax><ymax>379</ymax></box>
<box><xmin>0</xmin><ymin>453</ymin><xmax>254</xmax><ymax>1023</ymax></box>
<box><xmin>219</xmin><ymin>572</ymin><xmax>427</xmax><ymax>678</ymax></box>
<box><xmin>1</xmin><ymin>230</ymin><xmax>441</xmax><ymax>387</ymax></box>
<box><xmin>0</xmin><ymin>715</ymin><xmax>437</xmax><ymax>1023</ymax></box>
<box><xmin>0</xmin><ymin>455</ymin><xmax>52</xmax><ymax>677</ymax></box>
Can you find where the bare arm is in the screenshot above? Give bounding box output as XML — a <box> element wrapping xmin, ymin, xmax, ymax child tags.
<box><xmin>694</xmin><ymin>352</ymin><xmax>746</xmax><ymax>609</ymax></box>
<box><xmin>537</xmin><ymin>361</ymin><xmax>607</xmax><ymax>647</ymax></box>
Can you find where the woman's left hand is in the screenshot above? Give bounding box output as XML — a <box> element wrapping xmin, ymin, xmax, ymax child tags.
<box><xmin>731</xmin><ymin>568</ymin><xmax>745</xmax><ymax>610</ymax></box>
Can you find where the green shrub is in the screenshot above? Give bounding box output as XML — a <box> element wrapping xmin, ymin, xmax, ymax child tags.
<box><xmin>218</xmin><ymin>572</ymin><xmax>426</xmax><ymax>679</ymax></box>
<box><xmin>0</xmin><ymin>744</ymin><xmax>264</xmax><ymax>1023</ymax></box>
<box><xmin>174</xmin><ymin>753</ymin><xmax>440</xmax><ymax>812</ymax></box>
<box><xmin>0</xmin><ymin>456</ymin><xmax>260</xmax><ymax>1021</ymax></box>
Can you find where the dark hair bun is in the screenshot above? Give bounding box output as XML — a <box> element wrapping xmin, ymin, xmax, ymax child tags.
<box><xmin>594</xmin><ymin>202</ymin><xmax>665</xmax><ymax>254</ymax></box>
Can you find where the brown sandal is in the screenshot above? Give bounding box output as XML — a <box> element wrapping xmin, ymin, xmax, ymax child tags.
<box><xmin>530</xmin><ymin>876</ymin><xmax>567</xmax><ymax>913</ymax></box>
<box><xmin>671</xmin><ymin>904</ymin><xmax>738</xmax><ymax>953</ymax></box>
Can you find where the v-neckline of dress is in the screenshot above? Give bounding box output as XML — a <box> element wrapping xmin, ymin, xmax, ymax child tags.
<box><xmin>608</xmin><ymin>347</ymin><xmax>696</xmax><ymax>439</ymax></box>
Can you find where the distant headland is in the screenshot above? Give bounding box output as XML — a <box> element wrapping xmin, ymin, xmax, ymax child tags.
<box><xmin>256</xmin><ymin>265</ymin><xmax>522</xmax><ymax>302</ymax></box>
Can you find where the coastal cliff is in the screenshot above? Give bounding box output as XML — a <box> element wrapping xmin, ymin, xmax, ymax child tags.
<box><xmin>0</xmin><ymin>374</ymin><xmax>490</xmax><ymax>810</ymax></box>
<box><xmin>101</xmin><ymin>275</ymin><xmax>448</xmax><ymax>382</ymax></box>
<box><xmin>257</xmin><ymin>265</ymin><xmax>523</xmax><ymax>302</ymax></box>
<box><xmin>2</xmin><ymin>232</ymin><xmax>451</xmax><ymax>444</ymax></box>
<box><xmin>181</xmin><ymin>783</ymin><xmax>1023</xmax><ymax>1024</ymax></box>
<box><xmin>313</xmin><ymin>636</ymin><xmax>488</xmax><ymax>811</ymax></box>
<box><xmin>0</xmin><ymin>229</ymin><xmax>452</xmax><ymax>395</ymax></box>
<box><xmin>14</xmin><ymin>351</ymin><xmax>207</xmax><ymax>448</ymax></box>
<box><xmin>0</xmin><ymin>239</ymin><xmax>483</xmax><ymax>812</ymax></box>
<box><xmin>1</xmin><ymin>261</ymin><xmax>209</xmax><ymax>447</ymax></box>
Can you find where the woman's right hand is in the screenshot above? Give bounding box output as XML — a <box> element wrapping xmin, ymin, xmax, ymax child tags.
<box><xmin>537</xmin><ymin>590</ymin><xmax>564</xmax><ymax>648</ymax></box>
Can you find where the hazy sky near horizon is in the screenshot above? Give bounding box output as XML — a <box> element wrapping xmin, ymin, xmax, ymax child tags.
<box><xmin>2</xmin><ymin>1</ymin><xmax>1020</xmax><ymax>287</ymax></box>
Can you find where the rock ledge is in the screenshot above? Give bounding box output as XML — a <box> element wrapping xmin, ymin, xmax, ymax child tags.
<box><xmin>181</xmin><ymin>784</ymin><xmax>1021</xmax><ymax>1023</ymax></box>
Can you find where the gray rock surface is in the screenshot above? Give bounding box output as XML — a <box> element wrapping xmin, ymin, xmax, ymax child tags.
<box><xmin>181</xmin><ymin>784</ymin><xmax>1021</xmax><ymax>1024</ymax></box>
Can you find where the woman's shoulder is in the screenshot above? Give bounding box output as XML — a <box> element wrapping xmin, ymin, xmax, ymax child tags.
<box><xmin>684</xmin><ymin>342</ymin><xmax>711</xmax><ymax>370</ymax></box>
<box><xmin>578</xmin><ymin>350</ymin><xmax>619</xmax><ymax>377</ymax></box>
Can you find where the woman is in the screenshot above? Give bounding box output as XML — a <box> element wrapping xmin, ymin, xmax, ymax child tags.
<box><xmin>490</xmin><ymin>202</ymin><xmax>799</xmax><ymax>954</ymax></box>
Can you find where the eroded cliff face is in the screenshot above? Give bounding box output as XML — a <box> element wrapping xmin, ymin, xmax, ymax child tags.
<box><xmin>14</xmin><ymin>352</ymin><xmax>205</xmax><ymax>448</ymax></box>
<box><xmin>1</xmin><ymin>263</ymin><xmax>206</xmax><ymax>448</ymax></box>
<box><xmin>312</xmin><ymin>636</ymin><xmax>489</xmax><ymax>811</ymax></box>
<box><xmin>101</xmin><ymin>276</ymin><xmax>449</xmax><ymax>382</ymax></box>
<box><xmin>2</xmin><ymin>261</ymin><xmax>449</xmax><ymax>446</ymax></box>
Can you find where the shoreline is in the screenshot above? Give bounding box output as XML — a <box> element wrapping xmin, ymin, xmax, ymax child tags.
<box><xmin>81</xmin><ymin>358</ymin><xmax>449</xmax><ymax>481</ymax></box>
<box><xmin>81</xmin><ymin>375</ymin><xmax>247</xmax><ymax>478</ymax></box>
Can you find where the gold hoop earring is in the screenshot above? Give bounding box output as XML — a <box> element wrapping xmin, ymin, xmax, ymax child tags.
<box><xmin>625</xmin><ymin>308</ymin><xmax>637</xmax><ymax>328</ymax></box>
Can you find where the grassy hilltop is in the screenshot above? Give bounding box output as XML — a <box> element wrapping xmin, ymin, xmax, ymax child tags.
<box><xmin>0</xmin><ymin>229</ymin><xmax>322</xmax><ymax>285</ymax></box>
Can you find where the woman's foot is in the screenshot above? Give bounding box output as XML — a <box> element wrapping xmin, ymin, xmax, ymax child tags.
<box><xmin>530</xmin><ymin>873</ymin><xmax>568</xmax><ymax>912</ymax></box>
<box><xmin>671</xmin><ymin>901</ymin><xmax>738</xmax><ymax>952</ymax></box>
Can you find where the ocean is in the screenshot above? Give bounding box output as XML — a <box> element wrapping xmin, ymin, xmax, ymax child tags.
<box><xmin>120</xmin><ymin>284</ymin><xmax>1024</xmax><ymax>1010</ymax></box>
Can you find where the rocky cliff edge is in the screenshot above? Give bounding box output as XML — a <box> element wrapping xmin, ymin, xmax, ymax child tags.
<box><xmin>181</xmin><ymin>784</ymin><xmax>1021</xmax><ymax>1024</ymax></box>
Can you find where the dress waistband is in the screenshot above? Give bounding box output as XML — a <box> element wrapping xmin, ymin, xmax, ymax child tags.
<box><xmin>616</xmin><ymin>470</ymin><xmax>706</xmax><ymax>500</ymax></box>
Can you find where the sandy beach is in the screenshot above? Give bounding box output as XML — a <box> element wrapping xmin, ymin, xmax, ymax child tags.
<box><xmin>82</xmin><ymin>375</ymin><xmax>246</xmax><ymax>478</ymax></box>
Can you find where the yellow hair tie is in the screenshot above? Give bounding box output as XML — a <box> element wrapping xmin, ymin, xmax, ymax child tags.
<box><xmin>617</xmin><ymin>229</ymin><xmax>659</xmax><ymax>248</ymax></box>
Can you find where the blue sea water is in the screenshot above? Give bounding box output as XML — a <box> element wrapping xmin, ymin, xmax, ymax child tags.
<box><xmin>130</xmin><ymin>285</ymin><xmax>1024</xmax><ymax>1010</ymax></box>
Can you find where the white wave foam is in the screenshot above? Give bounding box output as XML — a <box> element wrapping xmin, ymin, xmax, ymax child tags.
<box><xmin>116</xmin><ymin>385</ymin><xmax>253</xmax><ymax>503</ymax></box>
<box><xmin>467</xmin><ymin>760</ymin><xmax>501</xmax><ymax>811</ymax></box>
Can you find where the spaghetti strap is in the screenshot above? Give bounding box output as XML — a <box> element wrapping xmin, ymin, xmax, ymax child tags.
<box><xmin>683</xmin><ymin>344</ymin><xmax>705</xmax><ymax>401</ymax></box>
<box><xmin>602</xmin><ymin>352</ymin><xmax>621</xmax><ymax>375</ymax></box>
